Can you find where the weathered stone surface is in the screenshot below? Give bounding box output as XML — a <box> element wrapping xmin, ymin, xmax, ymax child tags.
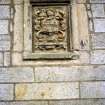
<box><xmin>1</xmin><ymin>100</ymin><xmax>105</xmax><ymax>105</ymax></box>
<box><xmin>4</xmin><ymin>52</ymin><xmax>10</xmax><ymax>66</ymax></box>
<box><xmin>91</xmin><ymin>50</ymin><xmax>105</xmax><ymax>64</ymax></box>
<box><xmin>89</xmin><ymin>19</ymin><xmax>94</xmax><ymax>32</ymax></box>
<box><xmin>80</xmin><ymin>82</ymin><xmax>105</xmax><ymax>98</ymax></box>
<box><xmin>92</xmin><ymin>34</ymin><xmax>105</xmax><ymax>49</ymax></box>
<box><xmin>0</xmin><ymin>35</ymin><xmax>10</xmax><ymax>41</ymax></box>
<box><xmin>35</xmin><ymin>67</ymin><xmax>79</xmax><ymax>82</ymax></box>
<box><xmin>0</xmin><ymin>41</ymin><xmax>10</xmax><ymax>51</ymax></box>
<box><xmin>50</xmin><ymin>99</ymin><xmax>105</xmax><ymax>105</ymax></box>
<box><xmin>94</xmin><ymin>19</ymin><xmax>105</xmax><ymax>32</ymax></box>
<box><xmin>0</xmin><ymin>6</ymin><xmax>10</xmax><ymax>18</ymax></box>
<box><xmin>35</xmin><ymin>66</ymin><xmax>105</xmax><ymax>82</ymax></box>
<box><xmin>79</xmin><ymin>51</ymin><xmax>89</xmax><ymax>64</ymax></box>
<box><xmin>13</xmin><ymin>5</ymin><xmax>23</xmax><ymax>52</ymax></box>
<box><xmin>79</xmin><ymin>66</ymin><xmax>105</xmax><ymax>81</ymax></box>
<box><xmin>14</xmin><ymin>0</ymin><xmax>24</xmax><ymax>4</ymax></box>
<box><xmin>0</xmin><ymin>101</ymin><xmax>48</xmax><ymax>105</ymax></box>
<box><xmin>12</xmin><ymin>51</ymin><xmax>89</xmax><ymax>66</ymax></box>
<box><xmin>15</xmin><ymin>83</ymin><xmax>79</xmax><ymax>100</ymax></box>
<box><xmin>0</xmin><ymin>67</ymin><xmax>34</xmax><ymax>82</ymax></box>
<box><xmin>90</xmin><ymin>0</ymin><xmax>105</xmax><ymax>3</ymax></box>
<box><xmin>0</xmin><ymin>84</ymin><xmax>13</xmax><ymax>100</ymax></box>
<box><xmin>91</xmin><ymin>4</ymin><xmax>105</xmax><ymax>17</ymax></box>
<box><xmin>0</xmin><ymin>0</ymin><xmax>11</xmax><ymax>4</ymax></box>
<box><xmin>0</xmin><ymin>20</ymin><xmax>8</xmax><ymax>34</ymax></box>
<box><xmin>76</xmin><ymin>0</ymin><xmax>87</xmax><ymax>3</ymax></box>
<box><xmin>0</xmin><ymin>52</ymin><xmax>3</xmax><ymax>66</ymax></box>
<box><xmin>77</xmin><ymin>4</ymin><xmax>89</xmax><ymax>50</ymax></box>
<box><xmin>32</xmin><ymin>6</ymin><xmax>68</xmax><ymax>53</ymax></box>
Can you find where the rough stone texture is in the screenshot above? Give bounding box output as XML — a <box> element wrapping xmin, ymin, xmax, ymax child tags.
<box><xmin>35</xmin><ymin>67</ymin><xmax>79</xmax><ymax>82</ymax></box>
<box><xmin>77</xmin><ymin>4</ymin><xmax>89</xmax><ymax>50</ymax></box>
<box><xmin>91</xmin><ymin>50</ymin><xmax>105</xmax><ymax>64</ymax></box>
<box><xmin>0</xmin><ymin>0</ymin><xmax>105</xmax><ymax>102</ymax></box>
<box><xmin>15</xmin><ymin>83</ymin><xmax>79</xmax><ymax>100</ymax></box>
<box><xmin>0</xmin><ymin>67</ymin><xmax>34</xmax><ymax>82</ymax></box>
<box><xmin>12</xmin><ymin>51</ymin><xmax>89</xmax><ymax>66</ymax></box>
<box><xmin>0</xmin><ymin>84</ymin><xmax>13</xmax><ymax>100</ymax></box>
<box><xmin>90</xmin><ymin>0</ymin><xmax>105</xmax><ymax>3</ymax></box>
<box><xmin>76</xmin><ymin>0</ymin><xmax>87</xmax><ymax>3</ymax></box>
<box><xmin>4</xmin><ymin>52</ymin><xmax>11</xmax><ymax>66</ymax></box>
<box><xmin>94</xmin><ymin>19</ymin><xmax>105</xmax><ymax>32</ymax></box>
<box><xmin>79</xmin><ymin>66</ymin><xmax>105</xmax><ymax>81</ymax></box>
<box><xmin>0</xmin><ymin>35</ymin><xmax>10</xmax><ymax>41</ymax></box>
<box><xmin>0</xmin><ymin>6</ymin><xmax>10</xmax><ymax>19</ymax></box>
<box><xmin>1</xmin><ymin>100</ymin><xmax>105</xmax><ymax>105</ymax></box>
<box><xmin>0</xmin><ymin>41</ymin><xmax>10</xmax><ymax>51</ymax></box>
<box><xmin>49</xmin><ymin>99</ymin><xmax>105</xmax><ymax>105</ymax></box>
<box><xmin>0</xmin><ymin>52</ymin><xmax>3</xmax><ymax>66</ymax></box>
<box><xmin>14</xmin><ymin>0</ymin><xmax>24</xmax><ymax>4</ymax></box>
<box><xmin>80</xmin><ymin>82</ymin><xmax>105</xmax><ymax>98</ymax></box>
<box><xmin>91</xmin><ymin>4</ymin><xmax>105</xmax><ymax>17</ymax></box>
<box><xmin>0</xmin><ymin>0</ymin><xmax>11</xmax><ymax>4</ymax></box>
<box><xmin>92</xmin><ymin>34</ymin><xmax>105</xmax><ymax>49</ymax></box>
<box><xmin>0</xmin><ymin>20</ymin><xmax>8</xmax><ymax>34</ymax></box>
<box><xmin>35</xmin><ymin>66</ymin><xmax>105</xmax><ymax>82</ymax></box>
<box><xmin>13</xmin><ymin>5</ymin><xmax>23</xmax><ymax>52</ymax></box>
<box><xmin>0</xmin><ymin>101</ymin><xmax>48</xmax><ymax>105</ymax></box>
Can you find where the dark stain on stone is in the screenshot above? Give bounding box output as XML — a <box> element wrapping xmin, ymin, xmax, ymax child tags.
<box><xmin>80</xmin><ymin>40</ymin><xmax>86</xmax><ymax>49</ymax></box>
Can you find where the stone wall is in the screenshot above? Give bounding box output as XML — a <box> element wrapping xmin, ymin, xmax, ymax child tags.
<box><xmin>0</xmin><ymin>0</ymin><xmax>105</xmax><ymax>105</ymax></box>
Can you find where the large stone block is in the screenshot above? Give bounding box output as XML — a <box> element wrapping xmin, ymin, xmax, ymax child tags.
<box><xmin>94</xmin><ymin>19</ymin><xmax>105</xmax><ymax>32</ymax></box>
<box><xmin>15</xmin><ymin>83</ymin><xmax>79</xmax><ymax>100</ymax></box>
<box><xmin>0</xmin><ymin>101</ymin><xmax>48</xmax><ymax>105</ymax></box>
<box><xmin>0</xmin><ymin>35</ymin><xmax>10</xmax><ymax>41</ymax></box>
<box><xmin>0</xmin><ymin>20</ymin><xmax>8</xmax><ymax>34</ymax></box>
<box><xmin>90</xmin><ymin>50</ymin><xmax>105</xmax><ymax>64</ymax></box>
<box><xmin>90</xmin><ymin>0</ymin><xmax>105</xmax><ymax>3</ymax></box>
<box><xmin>80</xmin><ymin>82</ymin><xmax>105</xmax><ymax>98</ymax></box>
<box><xmin>0</xmin><ymin>84</ymin><xmax>13</xmax><ymax>100</ymax></box>
<box><xmin>91</xmin><ymin>4</ymin><xmax>105</xmax><ymax>17</ymax></box>
<box><xmin>0</xmin><ymin>41</ymin><xmax>10</xmax><ymax>51</ymax></box>
<box><xmin>13</xmin><ymin>5</ymin><xmax>23</xmax><ymax>52</ymax></box>
<box><xmin>49</xmin><ymin>99</ymin><xmax>105</xmax><ymax>105</ymax></box>
<box><xmin>76</xmin><ymin>0</ymin><xmax>87</xmax><ymax>3</ymax></box>
<box><xmin>12</xmin><ymin>51</ymin><xmax>89</xmax><ymax>66</ymax></box>
<box><xmin>35</xmin><ymin>67</ymin><xmax>79</xmax><ymax>82</ymax></box>
<box><xmin>35</xmin><ymin>66</ymin><xmax>105</xmax><ymax>82</ymax></box>
<box><xmin>79</xmin><ymin>66</ymin><xmax>105</xmax><ymax>81</ymax></box>
<box><xmin>0</xmin><ymin>5</ymin><xmax>10</xmax><ymax>18</ymax></box>
<box><xmin>0</xmin><ymin>52</ymin><xmax>3</xmax><ymax>66</ymax></box>
<box><xmin>0</xmin><ymin>0</ymin><xmax>11</xmax><ymax>4</ymax></box>
<box><xmin>92</xmin><ymin>34</ymin><xmax>105</xmax><ymax>49</ymax></box>
<box><xmin>0</xmin><ymin>67</ymin><xmax>34</xmax><ymax>83</ymax></box>
<box><xmin>4</xmin><ymin>52</ymin><xmax>11</xmax><ymax>66</ymax></box>
<box><xmin>76</xmin><ymin>4</ymin><xmax>89</xmax><ymax>50</ymax></box>
<box><xmin>14</xmin><ymin>0</ymin><xmax>24</xmax><ymax>4</ymax></box>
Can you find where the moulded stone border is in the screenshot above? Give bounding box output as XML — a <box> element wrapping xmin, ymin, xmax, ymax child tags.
<box><xmin>23</xmin><ymin>0</ymin><xmax>79</xmax><ymax>60</ymax></box>
<box><xmin>13</xmin><ymin>0</ymin><xmax>89</xmax><ymax>65</ymax></box>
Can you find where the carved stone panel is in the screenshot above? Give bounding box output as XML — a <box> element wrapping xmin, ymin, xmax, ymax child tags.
<box><xmin>32</xmin><ymin>6</ymin><xmax>70</xmax><ymax>53</ymax></box>
<box><xmin>23</xmin><ymin>1</ymin><xmax>79</xmax><ymax>60</ymax></box>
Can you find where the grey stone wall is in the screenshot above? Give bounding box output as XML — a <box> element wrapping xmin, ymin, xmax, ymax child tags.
<box><xmin>0</xmin><ymin>0</ymin><xmax>105</xmax><ymax>105</ymax></box>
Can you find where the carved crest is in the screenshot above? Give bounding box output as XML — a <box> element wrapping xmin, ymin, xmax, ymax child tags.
<box><xmin>32</xmin><ymin>6</ymin><xmax>68</xmax><ymax>52</ymax></box>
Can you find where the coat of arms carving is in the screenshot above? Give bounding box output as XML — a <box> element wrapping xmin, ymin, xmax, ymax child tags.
<box><xmin>32</xmin><ymin>6</ymin><xmax>69</xmax><ymax>53</ymax></box>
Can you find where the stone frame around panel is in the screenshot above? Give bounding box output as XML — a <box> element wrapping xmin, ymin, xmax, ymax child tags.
<box><xmin>23</xmin><ymin>0</ymin><xmax>80</xmax><ymax>60</ymax></box>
